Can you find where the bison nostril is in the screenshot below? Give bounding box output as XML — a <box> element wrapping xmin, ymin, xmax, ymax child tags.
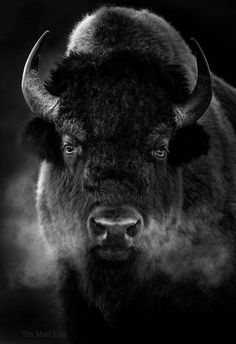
<box><xmin>125</xmin><ymin>220</ymin><xmax>141</xmax><ymax>238</ymax></box>
<box><xmin>90</xmin><ymin>218</ymin><xmax>107</xmax><ymax>237</ymax></box>
<box><xmin>88</xmin><ymin>207</ymin><xmax>144</xmax><ymax>243</ymax></box>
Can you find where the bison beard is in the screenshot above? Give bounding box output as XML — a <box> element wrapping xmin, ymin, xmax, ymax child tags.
<box><xmin>20</xmin><ymin>5</ymin><xmax>236</xmax><ymax>344</ymax></box>
<box><xmin>78</xmin><ymin>256</ymin><xmax>138</xmax><ymax>319</ymax></box>
<box><xmin>58</xmin><ymin>257</ymin><xmax>236</xmax><ymax>343</ymax></box>
<box><xmin>58</xmin><ymin>257</ymin><xmax>142</xmax><ymax>343</ymax></box>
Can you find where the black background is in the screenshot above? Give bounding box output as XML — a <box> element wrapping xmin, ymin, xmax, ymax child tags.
<box><xmin>1</xmin><ymin>0</ymin><xmax>236</xmax><ymax>342</ymax></box>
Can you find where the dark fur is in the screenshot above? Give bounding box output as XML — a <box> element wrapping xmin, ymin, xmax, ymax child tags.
<box><xmin>22</xmin><ymin>6</ymin><xmax>236</xmax><ymax>344</ymax></box>
<box><xmin>57</xmin><ymin>259</ymin><xmax>236</xmax><ymax>344</ymax></box>
<box><xmin>22</xmin><ymin>118</ymin><xmax>61</xmax><ymax>162</ymax></box>
<box><xmin>26</xmin><ymin>51</ymin><xmax>209</xmax><ymax>166</ymax></box>
<box><xmin>46</xmin><ymin>50</ymin><xmax>190</xmax><ymax>101</ymax></box>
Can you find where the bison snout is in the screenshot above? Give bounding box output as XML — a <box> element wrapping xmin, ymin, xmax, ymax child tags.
<box><xmin>87</xmin><ymin>206</ymin><xmax>143</xmax><ymax>250</ymax></box>
<box><xmin>87</xmin><ymin>207</ymin><xmax>143</xmax><ymax>261</ymax></box>
<box><xmin>89</xmin><ymin>217</ymin><xmax>141</xmax><ymax>241</ymax></box>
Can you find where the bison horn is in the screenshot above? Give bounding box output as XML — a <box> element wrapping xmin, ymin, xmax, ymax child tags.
<box><xmin>174</xmin><ymin>38</ymin><xmax>212</xmax><ymax>128</ymax></box>
<box><xmin>21</xmin><ymin>31</ymin><xmax>59</xmax><ymax>120</ymax></box>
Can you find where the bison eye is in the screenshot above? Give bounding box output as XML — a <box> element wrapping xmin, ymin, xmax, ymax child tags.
<box><xmin>62</xmin><ymin>135</ymin><xmax>83</xmax><ymax>157</ymax></box>
<box><xmin>64</xmin><ymin>144</ymin><xmax>75</xmax><ymax>154</ymax></box>
<box><xmin>151</xmin><ymin>146</ymin><xmax>168</xmax><ymax>160</ymax></box>
<box><xmin>63</xmin><ymin>143</ymin><xmax>82</xmax><ymax>156</ymax></box>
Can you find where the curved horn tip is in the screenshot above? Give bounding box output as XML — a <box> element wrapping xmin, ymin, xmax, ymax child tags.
<box><xmin>36</xmin><ymin>30</ymin><xmax>50</xmax><ymax>44</ymax></box>
<box><xmin>190</xmin><ymin>37</ymin><xmax>201</xmax><ymax>49</ymax></box>
<box><xmin>21</xmin><ymin>30</ymin><xmax>51</xmax><ymax>90</ymax></box>
<box><xmin>189</xmin><ymin>37</ymin><xmax>211</xmax><ymax>73</ymax></box>
<box><xmin>174</xmin><ymin>38</ymin><xmax>212</xmax><ymax>128</ymax></box>
<box><xmin>27</xmin><ymin>30</ymin><xmax>50</xmax><ymax>59</ymax></box>
<box><xmin>21</xmin><ymin>30</ymin><xmax>59</xmax><ymax>119</ymax></box>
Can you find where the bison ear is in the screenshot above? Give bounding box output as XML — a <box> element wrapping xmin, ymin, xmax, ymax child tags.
<box><xmin>21</xmin><ymin>118</ymin><xmax>61</xmax><ymax>162</ymax></box>
<box><xmin>168</xmin><ymin>124</ymin><xmax>210</xmax><ymax>165</ymax></box>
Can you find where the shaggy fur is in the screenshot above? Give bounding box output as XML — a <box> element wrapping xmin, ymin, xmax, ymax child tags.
<box><xmin>23</xmin><ymin>6</ymin><xmax>236</xmax><ymax>344</ymax></box>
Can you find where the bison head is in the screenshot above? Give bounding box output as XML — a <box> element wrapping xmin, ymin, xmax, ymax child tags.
<box><xmin>21</xmin><ymin>8</ymin><xmax>214</xmax><ymax>319</ymax></box>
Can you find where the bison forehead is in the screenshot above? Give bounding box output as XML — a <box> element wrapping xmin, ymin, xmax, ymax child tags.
<box><xmin>88</xmin><ymin>80</ymin><xmax>171</xmax><ymax>140</ymax></box>
<box><xmin>57</xmin><ymin>62</ymin><xmax>175</xmax><ymax>141</ymax></box>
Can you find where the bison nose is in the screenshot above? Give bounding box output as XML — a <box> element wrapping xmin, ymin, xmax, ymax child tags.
<box><xmin>88</xmin><ymin>217</ymin><xmax>142</xmax><ymax>241</ymax></box>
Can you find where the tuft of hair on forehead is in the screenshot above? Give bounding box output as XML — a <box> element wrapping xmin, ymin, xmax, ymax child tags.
<box><xmin>46</xmin><ymin>48</ymin><xmax>190</xmax><ymax>104</ymax></box>
<box><xmin>46</xmin><ymin>50</ymin><xmax>179</xmax><ymax>147</ymax></box>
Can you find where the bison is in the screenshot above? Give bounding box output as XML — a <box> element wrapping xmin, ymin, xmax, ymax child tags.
<box><xmin>21</xmin><ymin>6</ymin><xmax>236</xmax><ymax>344</ymax></box>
